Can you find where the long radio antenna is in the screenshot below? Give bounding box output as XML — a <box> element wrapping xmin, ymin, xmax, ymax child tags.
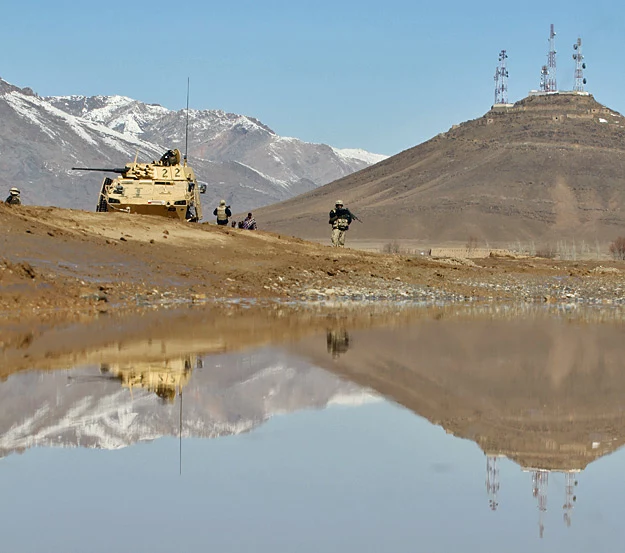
<box><xmin>184</xmin><ymin>77</ymin><xmax>190</xmax><ymax>165</ymax></box>
<box><xmin>179</xmin><ymin>389</ymin><xmax>183</xmax><ymax>476</ymax></box>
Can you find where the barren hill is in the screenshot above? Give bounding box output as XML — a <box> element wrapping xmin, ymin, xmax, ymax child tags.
<box><xmin>257</xmin><ymin>93</ymin><xmax>625</xmax><ymax>246</ymax></box>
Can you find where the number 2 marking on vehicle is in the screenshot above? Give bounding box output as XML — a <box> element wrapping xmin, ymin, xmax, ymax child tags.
<box><xmin>162</xmin><ymin>168</ymin><xmax>168</xmax><ymax>177</ymax></box>
<box><xmin>174</xmin><ymin>168</ymin><xmax>181</xmax><ymax>177</ymax></box>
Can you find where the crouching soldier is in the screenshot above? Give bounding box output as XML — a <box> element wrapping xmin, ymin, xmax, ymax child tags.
<box><xmin>5</xmin><ymin>188</ymin><xmax>21</xmax><ymax>205</ymax></box>
<box><xmin>329</xmin><ymin>200</ymin><xmax>353</xmax><ymax>247</ymax></box>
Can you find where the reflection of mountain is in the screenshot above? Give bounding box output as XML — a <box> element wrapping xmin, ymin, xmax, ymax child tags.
<box><xmin>295</xmin><ymin>317</ymin><xmax>625</xmax><ymax>472</ymax></box>
<box><xmin>0</xmin><ymin>348</ymin><xmax>373</xmax><ymax>458</ymax></box>
<box><xmin>293</xmin><ymin>315</ymin><xmax>625</xmax><ymax>538</ymax></box>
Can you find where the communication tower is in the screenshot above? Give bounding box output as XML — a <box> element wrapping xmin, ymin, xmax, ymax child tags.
<box><xmin>486</xmin><ymin>455</ymin><xmax>500</xmax><ymax>511</ymax></box>
<box><xmin>539</xmin><ymin>24</ymin><xmax>558</xmax><ymax>92</ymax></box>
<box><xmin>540</xmin><ymin>65</ymin><xmax>549</xmax><ymax>92</ymax></box>
<box><xmin>562</xmin><ymin>472</ymin><xmax>578</xmax><ymax>527</ymax></box>
<box><xmin>493</xmin><ymin>50</ymin><xmax>509</xmax><ymax>105</ymax></box>
<box><xmin>546</xmin><ymin>24</ymin><xmax>558</xmax><ymax>91</ymax></box>
<box><xmin>573</xmin><ymin>38</ymin><xmax>587</xmax><ymax>92</ymax></box>
<box><xmin>532</xmin><ymin>470</ymin><xmax>549</xmax><ymax>538</ymax></box>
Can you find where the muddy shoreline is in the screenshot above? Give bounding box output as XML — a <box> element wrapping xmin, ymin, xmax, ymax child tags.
<box><xmin>1</xmin><ymin>203</ymin><xmax>625</xmax><ymax>333</ymax></box>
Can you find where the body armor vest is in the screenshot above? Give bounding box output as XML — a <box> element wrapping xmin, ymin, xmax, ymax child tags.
<box><xmin>216</xmin><ymin>205</ymin><xmax>228</xmax><ymax>221</ymax></box>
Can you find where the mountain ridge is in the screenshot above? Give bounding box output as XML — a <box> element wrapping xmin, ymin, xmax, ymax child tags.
<box><xmin>0</xmin><ymin>78</ymin><xmax>386</xmax><ymax>214</ymax></box>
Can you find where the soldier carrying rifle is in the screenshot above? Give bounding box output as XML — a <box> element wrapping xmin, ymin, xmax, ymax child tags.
<box><xmin>328</xmin><ymin>199</ymin><xmax>360</xmax><ymax>247</ymax></box>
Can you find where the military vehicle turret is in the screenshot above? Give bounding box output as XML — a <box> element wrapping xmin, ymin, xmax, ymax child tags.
<box><xmin>72</xmin><ymin>148</ymin><xmax>206</xmax><ymax>221</ymax></box>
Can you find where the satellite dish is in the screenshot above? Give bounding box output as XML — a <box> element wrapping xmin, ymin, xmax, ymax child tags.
<box><xmin>574</xmin><ymin>44</ymin><xmax>578</xmax><ymax>49</ymax></box>
<box><xmin>582</xmin><ymin>63</ymin><xmax>586</xmax><ymax>69</ymax></box>
<box><xmin>573</xmin><ymin>54</ymin><xmax>576</xmax><ymax>59</ymax></box>
<box><xmin>583</xmin><ymin>78</ymin><xmax>587</xmax><ymax>84</ymax></box>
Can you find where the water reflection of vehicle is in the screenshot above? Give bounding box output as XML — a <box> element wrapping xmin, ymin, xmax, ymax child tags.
<box><xmin>100</xmin><ymin>355</ymin><xmax>201</xmax><ymax>403</ymax></box>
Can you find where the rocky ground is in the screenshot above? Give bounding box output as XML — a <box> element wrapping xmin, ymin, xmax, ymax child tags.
<box><xmin>1</xmin><ymin>203</ymin><xmax>625</xmax><ymax>332</ymax></box>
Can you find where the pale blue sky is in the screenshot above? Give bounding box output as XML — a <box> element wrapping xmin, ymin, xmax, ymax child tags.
<box><xmin>1</xmin><ymin>400</ymin><xmax>624</xmax><ymax>552</ymax></box>
<box><xmin>2</xmin><ymin>0</ymin><xmax>624</xmax><ymax>155</ymax></box>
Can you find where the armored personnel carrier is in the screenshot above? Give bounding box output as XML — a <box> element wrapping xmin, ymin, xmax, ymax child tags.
<box><xmin>100</xmin><ymin>355</ymin><xmax>196</xmax><ymax>403</ymax></box>
<box><xmin>72</xmin><ymin>148</ymin><xmax>206</xmax><ymax>221</ymax></box>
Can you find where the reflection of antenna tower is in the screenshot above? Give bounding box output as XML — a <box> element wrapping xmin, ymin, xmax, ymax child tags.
<box><xmin>573</xmin><ymin>38</ymin><xmax>587</xmax><ymax>92</ymax></box>
<box><xmin>563</xmin><ymin>472</ymin><xmax>578</xmax><ymax>527</ymax></box>
<box><xmin>486</xmin><ymin>455</ymin><xmax>500</xmax><ymax>510</ymax></box>
<box><xmin>532</xmin><ymin>470</ymin><xmax>549</xmax><ymax>539</ymax></box>
<box><xmin>493</xmin><ymin>50</ymin><xmax>509</xmax><ymax>105</ymax></box>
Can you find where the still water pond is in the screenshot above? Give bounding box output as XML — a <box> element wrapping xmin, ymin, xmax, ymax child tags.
<box><xmin>1</xmin><ymin>305</ymin><xmax>624</xmax><ymax>552</ymax></box>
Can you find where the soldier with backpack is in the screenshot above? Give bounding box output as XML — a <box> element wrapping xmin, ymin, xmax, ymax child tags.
<box><xmin>213</xmin><ymin>199</ymin><xmax>231</xmax><ymax>226</ymax></box>
<box><xmin>328</xmin><ymin>200</ymin><xmax>355</xmax><ymax>247</ymax></box>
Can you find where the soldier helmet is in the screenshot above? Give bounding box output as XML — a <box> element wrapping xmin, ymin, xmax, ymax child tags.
<box><xmin>9</xmin><ymin>187</ymin><xmax>19</xmax><ymax>195</ymax></box>
<box><xmin>335</xmin><ymin>199</ymin><xmax>343</xmax><ymax>206</ymax></box>
<box><xmin>219</xmin><ymin>199</ymin><xmax>226</xmax><ymax>206</ymax></box>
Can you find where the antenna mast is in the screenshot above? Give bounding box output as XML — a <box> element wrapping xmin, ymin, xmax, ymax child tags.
<box><xmin>563</xmin><ymin>472</ymin><xmax>577</xmax><ymax>528</ymax></box>
<box><xmin>546</xmin><ymin>24</ymin><xmax>557</xmax><ymax>92</ymax></box>
<box><xmin>179</xmin><ymin>389</ymin><xmax>183</xmax><ymax>476</ymax></box>
<box><xmin>573</xmin><ymin>38</ymin><xmax>587</xmax><ymax>92</ymax></box>
<box><xmin>486</xmin><ymin>455</ymin><xmax>500</xmax><ymax>511</ymax></box>
<box><xmin>493</xmin><ymin>50</ymin><xmax>509</xmax><ymax>105</ymax></box>
<box><xmin>540</xmin><ymin>65</ymin><xmax>549</xmax><ymax>92</ymax></box>
<box><xmin>532</xmin><ymin>470</ymin><xmax>549</xmax><ymax>538</ymax></box>
<box><xmin>184</xmin><ymin>77</ymin><xmax>190</xmax><ymax>165</ymax></box>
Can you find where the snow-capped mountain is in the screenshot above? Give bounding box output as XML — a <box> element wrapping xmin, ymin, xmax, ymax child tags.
<box><xmin>0</xmin><ymin>78</ymin><xmax>387</xmax><ymax>214</ymax></box>
<box><xmin>0</xmin><ymin>348</ymin><xmax>378</xmax><ymax>458</ymax></box>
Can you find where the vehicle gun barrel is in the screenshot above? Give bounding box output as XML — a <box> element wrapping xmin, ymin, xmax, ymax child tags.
<box><xmin>72</xmin><ymin>167</ymin><xmax>128</xmax><ymax>174</ymax></box>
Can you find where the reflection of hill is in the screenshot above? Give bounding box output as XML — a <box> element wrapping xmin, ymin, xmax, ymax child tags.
<box><xmin>293</xmin><ymin>315</ymin><xmax>625</xmax><ymax>471</ymax></box>
<box><xmin>0</xmin><ymin>348</ymin><xmax>372</xmax><ymax>458</ymax></box>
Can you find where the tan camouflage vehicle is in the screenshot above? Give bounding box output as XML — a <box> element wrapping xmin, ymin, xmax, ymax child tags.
<box><xmin>73</xmin><ymin>148</ymin><xmax>205</xmax><ymax>221</ymax></box>
<box><xmin>100</xmin><ymin>355</ymin><xmax>196</xmax><ymax>403</ymax></box>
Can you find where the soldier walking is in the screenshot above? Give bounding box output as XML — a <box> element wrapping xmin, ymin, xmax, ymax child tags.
<box><xmin>329</xmin><ymin>200</ymin><xmax>354</xmax><ymax>247</ymax></box>
<box><xmin>5</xmin><ymin>188</ymin><xmax>21</xmax><ymax>205</ymax></box>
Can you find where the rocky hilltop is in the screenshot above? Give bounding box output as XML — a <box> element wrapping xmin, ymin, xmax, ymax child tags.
<box><xmin>0</xmin><ymin>78</ymin><xmax>385</xmax><ymax>213</ymax></box>
<box><xmin>258</xmin><ymin>93</ymin><xmax>625</xmax><ymax>245</ymax></box>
